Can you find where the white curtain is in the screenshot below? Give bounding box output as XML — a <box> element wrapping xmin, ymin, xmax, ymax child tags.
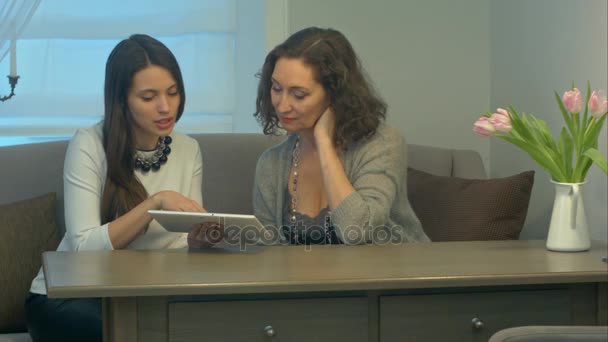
<box><xmin>0</xmin><ymin>0</ymin><xmax>264</xmax><ymax>145</ymax></box>
<box><xmin>0</xmin><ymin>0</ymin><xmax>41</xmax><ymax>64</ymax></box>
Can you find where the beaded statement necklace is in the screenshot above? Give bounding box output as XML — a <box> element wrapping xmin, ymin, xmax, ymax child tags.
<box><xmin>134</xmin><ymin>136</ymin><xmax>172</xmax><ymax>172</ymax></box>
<box><xmin>289</xmin><ymin>135</ymin><xmax>333</xmax><ymax>243</ymax></box>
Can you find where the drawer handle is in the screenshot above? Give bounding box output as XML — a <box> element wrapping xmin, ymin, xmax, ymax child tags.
<box><xmin>264</xmin><ymin>325</ymin><xmax>275</xmax><ymax>337</ymax></box>
<box><xmin>471</xmin><ymin>317</ymin><xmax>484</xmax><ymax>330</ymax></box>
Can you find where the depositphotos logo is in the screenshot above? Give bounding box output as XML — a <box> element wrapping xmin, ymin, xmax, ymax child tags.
<box><xmin>202</xmin><ymin>222</ymin><xmax>407</xmax><ymax>251</ymax></box>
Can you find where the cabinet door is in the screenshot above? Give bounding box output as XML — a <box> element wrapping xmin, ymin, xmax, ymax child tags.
<box><xmin>169</xmin><ymin>297</ymin><xmax>368</xmax><ymax>342</ymax></box>
<box><xmin>380</xmin><ymin>289</ymin><xmax>571</xmax><ymax>342</ymax></box>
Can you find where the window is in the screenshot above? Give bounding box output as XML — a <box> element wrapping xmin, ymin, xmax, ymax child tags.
<box><xmin>0</xmin><ymin>0</ymin><xmax>267</xmax><ymax>146</ymax></box>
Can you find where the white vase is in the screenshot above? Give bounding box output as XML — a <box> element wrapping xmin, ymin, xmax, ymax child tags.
<box><xmin>546</xmin><ymin>181</ymin><xmax>590</xmax><ymax>252</ymax></box>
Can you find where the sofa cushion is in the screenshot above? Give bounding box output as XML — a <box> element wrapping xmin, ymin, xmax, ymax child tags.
<box><xmin>0</xmin><ymin>193</ymin><xmax>60</xmax><ymax>333</ymax></box>
<box><xmin>407</xmin><ymin>168</ymin><xmax>534</xmax><ymax>241</ymax></box>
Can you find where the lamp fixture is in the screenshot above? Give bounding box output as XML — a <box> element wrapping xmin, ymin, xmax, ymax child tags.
<box><xmin>0</xmin><ymin>75</ymin><xmax>19</xmax><ymax>102</ymax></box>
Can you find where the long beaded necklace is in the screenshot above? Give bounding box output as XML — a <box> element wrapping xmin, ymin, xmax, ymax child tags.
<box><xmin>289</xmin><ymin>137</ymin><xmax>301</xmax><ymax>223</ymax></box>
<box><xmin>134</xmin><ymin>136</ymin><xmax>172</xmax><ymax>172</ymax></box>
<box><xmin>289</xmin><ymin>135</ymin><xmax>333</xmax><ymax>244</ymax></box>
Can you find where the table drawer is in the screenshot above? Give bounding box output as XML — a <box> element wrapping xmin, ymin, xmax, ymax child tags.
<box><xmin>380</xmin><ymin>289</ymin><xmax>571</xmax><ymax>342</ymax></box>
<box><xmin>169</xmin><ymin>297</ymin><xmax>368</xmax><ymax>342</ymax></box>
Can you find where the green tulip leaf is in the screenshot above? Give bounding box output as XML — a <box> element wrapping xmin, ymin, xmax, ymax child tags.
<box><xmin>558</xmin><ymin>128</ymin><xmax>574</xmax><ymax>177</ymax></box>
<box><xmin>583</xmin><ymin>148</ymin><xmax>608</xmax><ymax>175</ymax></box>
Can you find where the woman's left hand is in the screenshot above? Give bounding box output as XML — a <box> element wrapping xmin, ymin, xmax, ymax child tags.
<box><xmin>314</xmin><ymin>106</ymin><xmax>336</xmax><ymax>146</ymax></box>
<box><xmin>187</xmin><ymin>222</ymin><xmax>224</xmax><ymax>249</ymax></box>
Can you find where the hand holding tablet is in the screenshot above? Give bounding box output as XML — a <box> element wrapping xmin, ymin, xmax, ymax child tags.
<box><xmin>187</xmin><ymin>221</ymin><xmax>225</xmax><ymax>248</ymax></box>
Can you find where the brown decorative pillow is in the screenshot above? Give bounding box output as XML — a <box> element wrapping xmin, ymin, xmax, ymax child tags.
<box><xmin>0</xmin><ymin>193</ymin><xmax>60</xmax><ymax>333</ymax></box>
<box><xmin>407</xmin><ymin>169</ymin><xmax>534</xmax><ymax>242</ymax></box>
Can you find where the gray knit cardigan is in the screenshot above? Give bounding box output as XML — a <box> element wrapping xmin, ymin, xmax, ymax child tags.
<box><xmin>253</xmin><ymin>123</ymin><xmax>430</xmax><ymax>245</ymax></box>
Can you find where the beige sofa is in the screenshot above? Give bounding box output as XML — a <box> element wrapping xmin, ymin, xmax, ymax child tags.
<box><xmin>0</xmin><ymin>133</ymin><xmax>486</xmax><ymax>341</ymax></box>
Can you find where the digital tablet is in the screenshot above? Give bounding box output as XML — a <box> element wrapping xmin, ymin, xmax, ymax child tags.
<box><xmin>148</xmin><ymin>210</ymin><xmax>264</xmax><ymax>233</ymax></box>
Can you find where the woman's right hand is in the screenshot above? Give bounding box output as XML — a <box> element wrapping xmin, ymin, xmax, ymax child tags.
<box><xmin>313</xmin><ymin>106</ymin><xmax>336</xmax><ymax>147</ymax></box>
<box><xmin>152</xmin><ymin>190</ymin><xmax>206</xmax><ymax>212</ymax></box>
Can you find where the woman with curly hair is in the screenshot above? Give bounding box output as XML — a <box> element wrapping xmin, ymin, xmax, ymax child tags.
<box><xmin>253</xmin><ymin>27</ymin><xmax>429</xmax><ymax>245</ymax></box>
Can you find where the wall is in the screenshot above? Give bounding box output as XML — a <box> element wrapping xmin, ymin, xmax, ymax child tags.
<box><xmin>234</xmin><ymin>0</ymin><xmax>267</xmax><ymax>133</ymax></box>
<box><xmin>490</xmin><ymin>0</ymin><xmax>608</xmax><ymax>240</ymax></box>
<box><xmin>286</xmin><ymin>0</ymin><xmax>491</xmax><ymax>167</ymax></box>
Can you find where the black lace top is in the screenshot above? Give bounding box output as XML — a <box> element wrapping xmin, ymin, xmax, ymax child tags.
<box><xmin>282</xmin><ymin>188</ymin><xmax>342</xmax><ymax>245</ymax></box>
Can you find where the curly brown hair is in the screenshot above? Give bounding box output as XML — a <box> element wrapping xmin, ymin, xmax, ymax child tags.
<box><xmin>254</xmin><ymin>27</ymin><xmax>386</xmax><ymax>148</ymax></box>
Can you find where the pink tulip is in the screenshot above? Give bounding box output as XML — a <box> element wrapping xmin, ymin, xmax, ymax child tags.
<box><xmin>473</xmin><ymin>117</ymin><xmax>496</xmax><ymax>137</ymax></box>
<box><xmin>489</xmin><ymin>108</ymin><xmax>512</xmax><ymax>133</ymax></box>
<box><xmin>588</xmin><ymin>90</ymin><xmax>607</xmax><ymax>118</ymax></box>
<box><xmin>562</xmin><ymin>88</ymin><xmax>583</xmax><ymax>113</ymax></box>
<box><xmin>496</xmin><ymin>108</ymin><xmax>509</xmax><ymax>117</ymax></box>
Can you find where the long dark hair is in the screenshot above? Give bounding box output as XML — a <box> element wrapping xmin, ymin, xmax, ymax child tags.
<box><xmin>101</xmin><ymin>34</ymin><xmax>185</xmax><ymax>224</ymax></box>
<box><xmin>254</xmin><ymin>27</ymin><xmax>386</xmax><ymax>147</ymax></box>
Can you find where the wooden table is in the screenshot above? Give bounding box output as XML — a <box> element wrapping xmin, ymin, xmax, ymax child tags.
<box><xmin>43</xmin><ymin>240</ymin><xmax>608</xmax><ymax>342</ymax></box>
